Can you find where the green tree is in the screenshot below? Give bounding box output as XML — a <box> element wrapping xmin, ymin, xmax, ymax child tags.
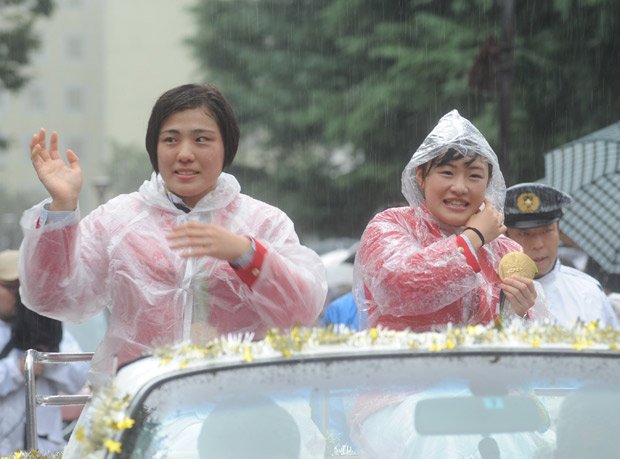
<box><xmin>509</xmin><ymin>0</ymin><xmax>619</xmax><ymax>179</ymax></box>
<box><xmin>189</xmin><ymin>0</ymin><xmax>619</xmax><ymax>238</ymax></box>
<box><xmin>0</xmin><ymin>185</ymin><xmax>46</xmax><ymax>249</ymax></box>
<box><xmin>0</xmin><ymin>0</ymin><xmax>54</xmax><ymax>149</ymax></box>
<box><xmin>0</xmin><ymin>0</ymin><xmax>54</xmax><ymax>91</ymax></box>
<box><xmin>103</xmin><ymin>142</ymin><xmax>152</xmax><ymax>197</ymax></box>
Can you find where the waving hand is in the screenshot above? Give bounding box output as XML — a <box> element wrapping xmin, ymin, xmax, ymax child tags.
<box><xmin>31</xmin><ymin>128</ymin><xmax>83</xmax><ymax>211</ymax></box>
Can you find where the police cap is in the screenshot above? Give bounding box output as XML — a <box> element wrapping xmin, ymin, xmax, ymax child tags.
<box><xmin>504</xmin><ymin>183</ymin><xmax>573</xmax><ymax>229</ymax></box>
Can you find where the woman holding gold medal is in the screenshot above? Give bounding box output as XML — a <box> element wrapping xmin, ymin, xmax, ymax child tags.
<box><xmin>350</xmin><ymin>111</ymin><xmax>553</xmax><ymax>458</ymax></box>
<box><xmin>353</xmin><ymin>110</ymin><xmax>550</xmax><ymax>332</ymax></box>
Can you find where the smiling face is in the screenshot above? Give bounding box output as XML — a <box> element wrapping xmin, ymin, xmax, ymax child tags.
<box><xmin>506</xmin><ymin>223</ymin><xmax>560</xmax><ymax>277</ymax></box>
<box><xmin>415</xmin><ymin>154</ymin><xmax>490</xmax><ymax>227</ymax></box>
<box><xmin>157</xmin><ymin>107</ymin><xmax>225</xmax><ymax>208</ymax></box>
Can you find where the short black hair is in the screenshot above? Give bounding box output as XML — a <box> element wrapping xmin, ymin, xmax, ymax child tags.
<box><xmin>145</xmin><ymin>83</ymin><xmax>240</xmax><ymax>173</ymax></box>
<box><xmin>419</xmin><ymin>148</ymin><xmax>493</xmax><ymax>180</ymax></box>
<box><xmin>13</xmin><ymin>302</ymin><xmax>63</xmax><ymax>352</ymax></box>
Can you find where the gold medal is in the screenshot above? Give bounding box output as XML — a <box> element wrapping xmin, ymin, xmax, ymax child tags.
<box><xmin>498</xmin><ymin>252</ymin><xmax>538</xmax><ymax>280</ymax></box>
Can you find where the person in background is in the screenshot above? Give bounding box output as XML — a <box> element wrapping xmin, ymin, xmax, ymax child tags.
<box><xmin>0</xmin><ymin>250</ymin><xmax>88</xmax><ymax>456</ymax></box>
<box><xmin>322</xmin><ymin>291</ymin><xmax>361</xmax><ymax>330</ymax></box>
<box><xmin>353</xmin><ymin>110</ymin><xmax>549</xmax><ymax>333</ymax></box>
<box><xmin>19</xmin><ymin>83</ymin><xmax>327</xmax><ymax>391</ymax></box>
<box><xmin>504</xmin><ymin>183</ymin><xmax>618</xmax><ymax>328</ymax></box>
<box><xmin>608</xmin><ymin>292</ymin><xmax>620</xmax><ymax>320</ymax></box>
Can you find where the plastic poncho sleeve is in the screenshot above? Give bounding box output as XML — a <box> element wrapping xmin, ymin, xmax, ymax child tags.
<box><xmin>229</xmin><ymin>208</ymin><xmax>328</xmax><ymax>329</ymax></box>
<box><xmin>18</xmin><ymin>199</ymin><xmax>110</xmax><ymax>323</ymax></box>
<box><xmin>355</xmin><ymin>209</ymin><xmax>517</xmax><ymax>318</ymax></box>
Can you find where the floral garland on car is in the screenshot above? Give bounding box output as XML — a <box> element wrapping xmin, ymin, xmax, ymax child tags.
<box><xmin>72</xmin><ymin>385</ymin><xmax>135</xmax><ymax>457</ymax></box>
<box><xmin>4</xmin><ymin>319</ymin><xmax>619</xmax><ymax>459</ymax></box>
<box><xmin>152</xmin><ymin>319</ymin><xmax>620</xmax><ymax>364</ymax></box>
<box><xmin>0</xmin><ymin>453</ymin><xmax>62</xmax><ymax>459</ymax></box>
<box><xmin>0</xmin><ymin>385</ymin><xmax>135</xmax><ymax>459</ymax></box>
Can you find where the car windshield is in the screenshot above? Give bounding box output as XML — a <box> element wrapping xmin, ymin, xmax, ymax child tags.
<box><xmin>117</xmin><ymin>350</ymin><xmax>620</xmax><ymax>458</ymax></box>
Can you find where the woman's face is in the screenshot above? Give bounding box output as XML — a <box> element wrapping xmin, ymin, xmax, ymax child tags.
<box><xmin>157</xmin><ymin>107</ymin><xmax>225</xmax><ymax>208</ymax></box>
<box><xmin>0</xmin><ymin>283</ymin><xmax>17</xmax><ymax>322</ymax></box>
<box><xmin>416</xmin><ymin>156</ymin><xmax>489</xmax><ymax>227</ymax></box>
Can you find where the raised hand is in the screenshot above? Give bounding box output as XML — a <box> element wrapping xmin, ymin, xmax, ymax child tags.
<box><xmin>30</xmin><ymin>128</ymin><xmax>82</xmax><ymax>211</ymax></box>
<box><xmin>464</xmin><ymin>198</ymin><xmax>506</xmax><ymax>245</ymax></box>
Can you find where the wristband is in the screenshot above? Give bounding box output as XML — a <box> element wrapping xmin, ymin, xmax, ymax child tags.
<box><xmin>464</xmin><ymin>226</ymin><xmax>485</xmax><ymax>246</ymax></box>
<box><xmin>230</xmin><ymin>237</ymin><xmax>256</xmax><ymax>268</ymax></box>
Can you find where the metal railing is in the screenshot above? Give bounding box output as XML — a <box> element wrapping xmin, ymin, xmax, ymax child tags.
<box><xmin>24</xmin><ymin>349</ymin><xmax>94</xmax><ymax>451</ymax></box>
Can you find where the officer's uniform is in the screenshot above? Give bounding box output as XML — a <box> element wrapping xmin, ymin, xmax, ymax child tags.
<box><xmin>505</xmin><ymin>183</ymin><xmax>619</xmax><ymax>328</ymax></box>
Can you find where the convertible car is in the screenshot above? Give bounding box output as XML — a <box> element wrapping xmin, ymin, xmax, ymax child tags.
<box><xmin>21</xmin><ymin>321</ymin><xmax>620</xmax><ymax>458</ymax></box>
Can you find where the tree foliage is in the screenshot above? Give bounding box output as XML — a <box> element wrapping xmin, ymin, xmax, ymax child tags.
<box><xmin>103</xmin><ymin>142</ymin><xmax>152</xmax><ymax>197</ymax></box>
<box><xmin>0</xmin><ymin>185</ymin><xmax>46</xmax><ymax>249</ymax></box>
<box><xmin>188</xmin><ymin>0</ymin><xmax>620</xmax><ymax>238</ymax></box>
<box><xmin>0</xmin><ymin>0</ymin><xmax>54</xmax><ymax>91</ymax></box>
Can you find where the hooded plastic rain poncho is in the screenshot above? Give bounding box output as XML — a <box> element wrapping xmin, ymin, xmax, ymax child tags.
<box><xmin>401</xmin><ymin>110</ymin><xmax>505</xmax><ymax>211</ymax></box>
<box><xmin>19</xmin><ymin>172</ymin><xmax>327</xmax><ymax>388</ymax></box>
<box><xmin>354</xmin><ymin>110</ymin><xmax>548</xmax><ymax>331</ymax></box>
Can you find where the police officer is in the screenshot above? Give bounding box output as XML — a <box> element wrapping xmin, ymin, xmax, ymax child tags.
<box><xmin>504</xmin><ymin>183</ymin><xmax>618</xmax><ymax>328</ymax></box>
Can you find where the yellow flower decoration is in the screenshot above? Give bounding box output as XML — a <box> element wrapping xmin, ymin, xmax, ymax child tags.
<box><xmin>428</xmin><ymin>340</ymin><xmax>443</xmax><ymax>352</ymax></box>
<box><xmin>75</xmin><ymin>426</ymin><xmax>85</xmax><ymax>442</ymax></box>
<box><xmin>243</xmin><ymin>343</ymin><xmax>254</xmax><ymax>362</ymax></box>
<box><xmin>529</xmin><ymin>336</ymin><xmax>542</xmax><ymax>347</ymax></box>
<box><xmin>445</xmin><ymin>337</ymin><xmax>457</xmax><ymax>350</ymax></box>
<box><xmin>368</xmin><ymin>327</ymin><xmax>379</xmax><ymax>344</ymax></box>
<box><xmin>74</xmin><ymin>385</ymin><xmax>134</xmax><ymax>456</ymax></box>
<box><xmin>572</xmin><ymin>339</ymin><xmax>592</xmax><ymax>351</ymax></box>
<box><xmin>103</xmin><ymin>439</ymin><xmax>122</xmax><ymax>453</ymax></box>
<box><xmin>1</xmin><ymin>452</ymin><xmax>63</xmax><ymax>459</ymax></box>
<box><xmin>114</xmin><ymin>417</ymin><xmax>136</xmax><ymax>430</ymax></box>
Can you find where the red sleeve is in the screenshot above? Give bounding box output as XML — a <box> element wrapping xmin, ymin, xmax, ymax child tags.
<box><xmin>231</xmin><ymin>239</ymin><xmax>267</xmax><ymax>288</ymax></box>
<box><xmin>357</xmin><ymin>208</ymin><xmax>488</xmax><ymax>318</ymax></box>
<box><xmin>455</xmin><ymin>235</ymin><xmax>481</xmax><ymax>273</ymax></box>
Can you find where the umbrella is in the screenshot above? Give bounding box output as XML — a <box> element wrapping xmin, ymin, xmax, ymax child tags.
<box><xmin>543</xmin><ymin>121</ymin><xmax>620</xmax><ymax>274</ymax></box>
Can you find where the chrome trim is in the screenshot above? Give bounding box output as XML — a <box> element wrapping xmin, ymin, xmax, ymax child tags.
<box><xmin>24</xmin><ymin>350</ymin><xmax>94</xmax><ymax>451</ymax></box>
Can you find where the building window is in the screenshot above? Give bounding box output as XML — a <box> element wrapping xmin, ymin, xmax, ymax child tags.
<box><xmin>0</xmin><ymin>153</ymin><xmax>6</xmax><ymax>169</ymax></box>
<box><xmin>28</xmin><ymin>85</ymin><xmax>46</xmax><ymax>112</ymax></box>
<box><xmin>65</xmin><ymin>86</ymin><xmax>85</xmax><ymax>112</ymax></box>
<box><xmin>65</xmin><ymin>34</ymin><xmax>85</xmax><ymax>60</ymax></box>
<box><xmin>0</xmin><ymin>91</ymin><xmax>8</xmax><ymax>112</ymax></box>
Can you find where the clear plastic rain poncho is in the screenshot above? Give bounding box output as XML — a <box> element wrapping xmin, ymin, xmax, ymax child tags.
<box><xmin>19</xmin><ymin>172</ymin><xmax>327</xmax><ymax>388</ymax></box>
<box><xmin>401</xmin><ymin>109</ymin><xmax>505</xmax><ymax>212</ymax></box>
<box><xmin>353</xmin><ymin>110</ymin><xmax>548</xmax><ymax>331</ymax></box>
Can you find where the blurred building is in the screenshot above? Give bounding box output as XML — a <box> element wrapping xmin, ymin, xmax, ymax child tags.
<box><xmin>0</xmin><ymin>0</ymin><xmax>198</xmax><ymax>213</ymax></box>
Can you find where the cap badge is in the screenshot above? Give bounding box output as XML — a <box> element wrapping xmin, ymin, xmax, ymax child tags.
<box><xmin>516</xmin><ymin>192</ymin><xmax>540</xmax><ymax>213</ymax></box>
